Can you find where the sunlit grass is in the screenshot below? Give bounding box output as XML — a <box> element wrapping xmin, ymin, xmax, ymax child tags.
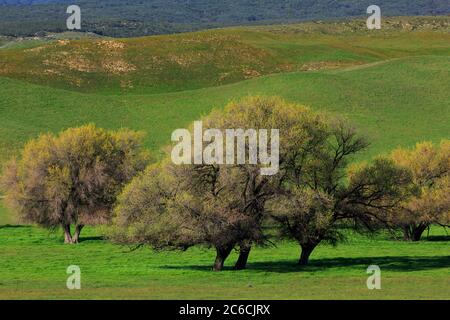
<box><xmin>0</xmin><ymin>221</ymin><xmax>448</xmax><ymax>299</ymax></box>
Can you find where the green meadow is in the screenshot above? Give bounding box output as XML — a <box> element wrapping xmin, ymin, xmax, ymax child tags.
<box><xmin>0</xmin><ymin>18</ymin><xmax>449</xmax><ymax>299</ymax></box>
<box><xmin>0</xmin><ymin>224</ymin><xmax>448</xmax><ymax>299</ymax></box>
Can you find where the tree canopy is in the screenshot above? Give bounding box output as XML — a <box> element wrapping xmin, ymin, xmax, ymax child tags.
<box><xmin>1</xmin><ymin>124</ymin><xmax>149</xmax><ymax>243</ymax></box>
<box><xmin>385</xmin><ymin>141</ymin><xmax>450</xmax><ymax>241</ymax></box>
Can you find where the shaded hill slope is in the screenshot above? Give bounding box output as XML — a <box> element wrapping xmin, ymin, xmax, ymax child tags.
<box><xmin>1</xmin><ymin>0</ymin><xmax>449</xmax><ymax>37</ymax></box>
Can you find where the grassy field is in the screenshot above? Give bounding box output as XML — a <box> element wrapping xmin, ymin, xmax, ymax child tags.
<box><xmin>0</xmin><ymin>219</ymin><xmax>448</xmax><ymax>299</ymax></box>
<box><xmin>0</xmin><ymin>18</ymin><xmax>449</xmax><ymax>300</ymax></box>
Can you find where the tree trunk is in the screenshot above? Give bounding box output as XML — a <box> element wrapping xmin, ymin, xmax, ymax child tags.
<box><xmin>412</xmin><ymin>224</ymin><xmax>428</xmax><ymax>242</ymax></box>
<box><xmin>298</xmin><ymin>243</ymin><xmax>317</xmax><ymax>266</ymax></box>
<box><xmin>403</xmin><ymin>223</ymin><xmax>428</xmax><ymax>242</ymax></box>
<box><xmin>72</xmin><ymin>224</ymin><xmax>84</xmax><ymax>244</ymax></box>
<box><xmin>234</xmin><ymin>245</ymin><xmax>251</xmax><ymax>270</ymax></box>
<box><xmin>213</xmin><ymin>244</ymin><xmax>234</xmax><ymax>271</ymax></box>
<box><xmin>403</xmin><ymin>226</ymin><xmax>411</xmax><ymax>241</ymax></box>
<box><xmin>63</xmin><ymin>224</ymin><xmax>73</xmax><ymax>244</ymax></box>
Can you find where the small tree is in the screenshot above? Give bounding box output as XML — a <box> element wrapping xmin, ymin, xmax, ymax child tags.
<box><xmin>1</xmin><ymin>124</ymin><xmax>149</xmax><ymax>243</ymax></box>
<box><xmin>388</xmin><ymin>141</ymin><xmax>450</xmax><ymax>241</ymax></box>
<box><xmin>269</xmin><ymin>121</ymin><xmax>411</xmax><ymax>265</ymax></box>
<box><xmin>270</xmin><ymin>187</ymin><xmax>340</xmax><ymax>265</ymax></box>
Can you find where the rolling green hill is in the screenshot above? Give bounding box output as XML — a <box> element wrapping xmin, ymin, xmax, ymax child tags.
<box><xmin>0</xmin><ymin>19</ymin><xmax>449</xmax><ymax>168</ymax></box>
<box><xmin>1</xmin><ymin>16</ymin><xmax>449</xmax><ymax>94</ymax></box>
<box><xmin>0</xmin><ymin>55</ymin><xmax>449</xmax><ymax>167</ymax></box>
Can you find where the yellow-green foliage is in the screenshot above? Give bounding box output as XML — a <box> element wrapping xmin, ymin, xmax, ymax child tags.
<box><xmin>388</xmin><ymin>140</ymin><xmax>450</xmax><ymax>238</ymax></box>
<box><xmin>1</xmin><ymin>124</ymin><xmax>149</xmax><ymax>232</ymax></box>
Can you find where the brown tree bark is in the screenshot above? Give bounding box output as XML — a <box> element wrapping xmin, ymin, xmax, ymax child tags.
<box><xmin>403</xmin><ymin>223</ymin><xmax>429</xmax><ymax>242</ymax></box>
<box><xmin>234</xmin><ymin>245</ymin><xmax>251</xmax><ymax>270</ymax></box>
<box><xmin>213</xmin><ymin>245</ymin><xmax>234</xmax><ymax>271</ymax></box>
<box><xmin>411</xmin><ymin>225</ymin><xmax>427</xmax><ymax>241</ymax></box>
<box><xmin>72</xmin><ymin>224</ymin><xmax>84</xmax><ymax>244</ymax></box>
<box><xmin>298</xmin><ymin>243</ymin><xmax>317</xmax><ymax>266</ymax></box>
<box><xmin>63</xmin><ymin>224</ymin><xmax>73</xmax><ymax>244</ymax></box>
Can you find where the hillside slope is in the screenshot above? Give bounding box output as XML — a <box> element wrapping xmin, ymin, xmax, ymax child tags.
<box><xmin>1</xmin><ymin>55</ymin><xmax>449</xmax><ymax>165</ymax></box>
<box><xmin>1</xmin><ymin>17</ymin><xmax>449</xmax><ymax>94</ymax></box>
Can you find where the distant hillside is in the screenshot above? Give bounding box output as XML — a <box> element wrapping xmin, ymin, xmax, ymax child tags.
<box><xmin>0</xmin><ymin>54</ymin><xmax>449</xmax><ymax>166</ymax></box>
<box><xmin>1</xmin><ymin>17</ymin><xmax>449</xmax><ymax>94</ymax></box>
<box><xmin>0</xmin><ymin>0</ymin><xmax>449</xmax><ymax>37</ymax></box>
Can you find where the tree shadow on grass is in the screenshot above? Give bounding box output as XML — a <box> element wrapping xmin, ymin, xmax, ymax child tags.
<box><xmin>425</xmin><ymin>235</ymin><xmax>450</xmax><ymax>242</ymax></box>
<box><xmin>162</xmin><ymin>255</ymin><xmax>450</xmax><ymax>273</ymax></box>
<box><xmin>77</xmin><ymin>236</ymin><xmax>105</xmax><ymax>243</ymax></box>
<box><xmin>161</xmin><ymin>264</ymin><xmax>237</xmax><ymax>272</ymax></box>
<box><xmin>0</xmin><ymin>224</ymin><xmax>28</xmax><ymax>230</ymax></box>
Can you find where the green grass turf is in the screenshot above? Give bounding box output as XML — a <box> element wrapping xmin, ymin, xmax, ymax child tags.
<box><xmin>0</xmin><ymin>219</ymin><xmax>448</xmax><ymax>299</ymax></box>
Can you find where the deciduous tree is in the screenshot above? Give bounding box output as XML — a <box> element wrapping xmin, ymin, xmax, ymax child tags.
<box><xmin>111</xmin><ymin>96</ymin><xmax>329</xmax><ymax>270</ymax></box>
<box><xmin>1</xmin><ymin>124</ymin><xmax>149</xmax><ymax>243</ymax></box>
<box><xmin>388</xmin><ymin>141</ymin><xmax>450</xmax><ymax>241</ymax></box>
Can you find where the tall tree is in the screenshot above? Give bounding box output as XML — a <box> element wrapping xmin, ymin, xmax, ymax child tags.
<box><xmin>1</xmin><ymin>124</ymin><xmax>149</xmax><ymax>243</ymax></box>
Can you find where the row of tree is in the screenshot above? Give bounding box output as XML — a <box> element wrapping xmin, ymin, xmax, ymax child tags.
<box><xmin>2</xmin><ymin>96</ymin><xmax>449</xmax><ymax>270</ymax></box>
